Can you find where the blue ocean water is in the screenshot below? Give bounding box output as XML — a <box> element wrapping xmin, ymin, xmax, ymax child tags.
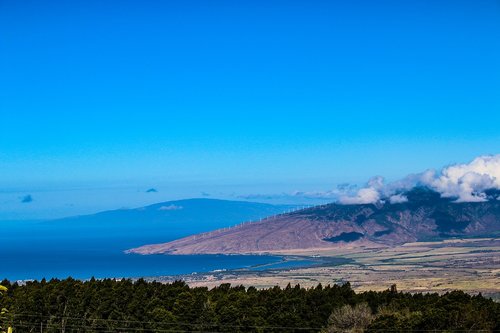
<box><xmin>0</xmin><ymin>221</ymin><xmax>283</xmax><ymax>281</ymax></box>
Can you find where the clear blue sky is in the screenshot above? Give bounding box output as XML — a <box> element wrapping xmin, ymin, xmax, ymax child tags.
<box><xmin>1</xmin><ymin>0</ymin><xmax>499</xmax><ymax>218</ymax></box>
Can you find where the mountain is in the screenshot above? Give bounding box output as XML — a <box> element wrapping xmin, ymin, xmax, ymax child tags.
<box><xmin>2</xmin><ymin>198</ymin><xmax>294</xmax><ymax>260</ymax></box>
<box><xmin>128</xmin><ymin>188</ymin><xmax>500</xmax><ymax>255</ymax></box>
<box><xmin>40</xmin><ymin>199</ymin><xmax>295</xmax><ymax>244</ymax></box>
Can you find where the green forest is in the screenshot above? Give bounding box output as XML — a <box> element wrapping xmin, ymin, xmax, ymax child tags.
<box><xmin>1</xmin><ymin>278</ymin><xmax>499</xmax><ymax>332</ymax></box>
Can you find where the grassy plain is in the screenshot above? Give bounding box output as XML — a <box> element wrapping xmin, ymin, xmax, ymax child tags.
<box><xmin>153</xmin><ymin>238</ymin><xmax>500</xmax><ymax>299</ymax></box>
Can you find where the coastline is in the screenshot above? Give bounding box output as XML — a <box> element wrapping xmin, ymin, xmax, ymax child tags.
<box><xmin>139</xmin><ymin>238</ymin><xmax>500</xmax><ymax>300</ymax></box>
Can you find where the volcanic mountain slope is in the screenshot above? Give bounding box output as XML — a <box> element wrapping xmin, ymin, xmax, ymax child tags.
<box><xmin>128</xmin><ymin>188</ymin><xmax>500</xmax><ymax>255</ymax></box>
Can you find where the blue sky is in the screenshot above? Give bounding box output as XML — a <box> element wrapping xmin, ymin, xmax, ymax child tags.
<box><xmin>1</xmin><ymin>0</ymin><xmax>499</xmax><ymax>219</ymax></box>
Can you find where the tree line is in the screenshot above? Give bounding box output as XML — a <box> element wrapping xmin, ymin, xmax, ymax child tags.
<box><xmin>0</xmin><ymin>278</ymin><xmax>499</xmax><ymax>332</ymax></box>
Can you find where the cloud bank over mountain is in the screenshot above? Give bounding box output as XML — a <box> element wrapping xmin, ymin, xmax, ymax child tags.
<box><xmin>340</xmin><ymin>155</ymin><xmax>500</xmax><ymax>204</ymax></box>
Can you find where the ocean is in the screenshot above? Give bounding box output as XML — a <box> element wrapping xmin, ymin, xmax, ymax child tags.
<box><xmin>0</xmin><ymin>221</ymin><xmax>284</xmax><ymax>281</ymax></box>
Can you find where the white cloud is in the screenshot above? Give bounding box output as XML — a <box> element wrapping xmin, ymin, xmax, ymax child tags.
<box><xmin>232</xmin><ymin>155</ymin><xmax>499</xmax><ymax>206</ymax></box>
<box><xmin>426</xmin><ymin>155</ymin><xmax>500</xmax><ymax>202</ymax></box>
<box><xmin>339</xmin><ymin>187</ymin><xmax>380</xmax><ymax>204</ymax></box>
<box><xmin>339</xmin><ymin>154</ymin><xmax>500</xmax><ymax>204</ymax></box>
<box><xmin>389</xmin><ymin>194</ymin><xmax>408</xmax><ymax>204</ymax></box>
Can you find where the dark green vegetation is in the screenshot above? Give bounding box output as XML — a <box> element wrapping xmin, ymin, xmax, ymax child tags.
<box><xmin>1</xmin><ymin>278</ymin><xmax>499</xmax><ymax>332</ymax></box>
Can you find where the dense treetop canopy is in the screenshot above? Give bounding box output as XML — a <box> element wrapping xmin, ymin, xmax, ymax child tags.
<box><xmin>0</xmin><ymin>278</ymin><xmax>499</xmax><ymax>332</ymax></box>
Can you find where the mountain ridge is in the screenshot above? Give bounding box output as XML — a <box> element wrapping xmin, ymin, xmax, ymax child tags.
<box><xmin>39</xmin><ymin>198</ymin><xmax>295</xmax><ymax>243</ymax></box>
<box><xmin>128</xmin><ymin>188</ymin><xmax>500</xmax><ymax>255</ymax></box>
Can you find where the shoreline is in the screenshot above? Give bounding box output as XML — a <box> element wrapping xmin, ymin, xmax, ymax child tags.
<box><xmin>138</xmin><ymin>238</ymin><xmax>500</xmax><ymax>300</ymax></box>
<box><xmin>8</xmin><ymin>238</ymin><xmax>500</xmax><ymax>301</ymax></box>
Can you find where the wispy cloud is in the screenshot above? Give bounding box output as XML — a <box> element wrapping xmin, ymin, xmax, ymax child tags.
<box><xmin>237</xmin><ymin>189</ymin><xmax>341</xmax><ymax>202</ymax></box>
<box><xmin>158</xmin><ymin>204</ymin><xmax>183</xmax><ymax>211</ymax></box>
